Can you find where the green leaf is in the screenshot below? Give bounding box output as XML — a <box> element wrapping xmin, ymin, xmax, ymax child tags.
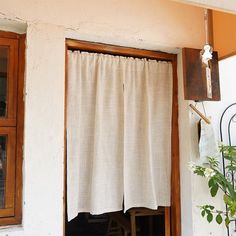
<box><xmin>208</xmin><ymin>205</ymin><xmax>214</xmax><ymax>210</ymax></box>
<box><xmin>201</xmin><ymin>210</ymin><xmax>206</xmax><ymax>217</ymax></box>
<box><xmin>208</xmin><ymin>178</ymin><xmax>214</xmax><ymax>188</ymax></box>
<box><xmin>224</xmin><ymin>156</ymin><xmax>236</xmax><ymax>162</ymax></box>
<box><xmin>205</xmin><ymin>209</ymin><xmax>211</xmax><ymax>214</ymax></box>
<box><xmin>229</xmin><ymin>201</ymin><xmax>236</xmax><ymax>217</ymax></box>
<box><xmin>207</xmin><ymin>213</ymin><xmax>213</xmax><ymax>223</ymax></box>
<box><xmin>224</xmin><ymin>195</ymin><xmax>232</xmax><ymax>205</ymax></box>
<box><xmin>221</xmin><ymin>145</ymin><xmax>236</xmax><ymax>158</ymax></box>
<box><xmin>225</xmin><ymin>217</ymin><xmax>230</xmax><ymax>226</ymax></box>
<box><xmin>226</xmin><ymin>166</ymin><xmax>236</xmax><ymax>171</ymax></box>
<box><xmin>230</xmin><ymin>207</ymin><xmax>236</xmax><ymax>218</ymax></box>
<box><xmin>216</xmin><ymin>214</ymin><xmax>223</xmax><ymax>224</ymax></box>
<box><xmin>210</xmin><ymin>184</ymin><xmax>219</xmax><ymax>197</ymax></box>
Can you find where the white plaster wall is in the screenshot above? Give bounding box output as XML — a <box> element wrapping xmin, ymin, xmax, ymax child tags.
<box><xmin>0</xmin><ymin>0</ymin><xmax>205</xmax><ymax>53</ymax></box>
<box><xmin>22</xmin><ymin>23</ymin><xmax>65</xmax><ymax>236</ymax></box>
<box><xmin>178</xmin><ymin>53</ymin><xmax>194</xmax><ymax>236</ymax></box>
<box><xmin>0</xmin><ymin>23</ymin><xmax>65</xmax><ymax>236</ymax></box>
<box><xmin>204</xmin><ymin>55</ymin><xmax>236</xmax><ymax>142</ymax></box>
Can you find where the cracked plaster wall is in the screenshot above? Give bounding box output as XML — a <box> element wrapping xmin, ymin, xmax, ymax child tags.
<box><xmin>0</xmin><ymin>0</ymin><xmax>206</xmax><ymax>52</ymax></box>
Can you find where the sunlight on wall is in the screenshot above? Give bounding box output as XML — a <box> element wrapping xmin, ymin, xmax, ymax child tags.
<box><xmin>213</xmin><ymin>11</ymin><xmax>236</xmax><ymax>59</ymax></box>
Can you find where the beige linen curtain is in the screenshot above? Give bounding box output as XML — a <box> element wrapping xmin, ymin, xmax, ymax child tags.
<box><xmin>123</xmin><ymin>58</ymin><xmax>172</xmax><ymax>211</ymax></box>
<box><xmin>67</xmin><ymin>51</ymin><xmax>124</xmax><ymax>221</ymax></box>
<box><xmin>67</xmin><ymin>50</ymin><xmax>173</xmax><ymax>221</ymax></box>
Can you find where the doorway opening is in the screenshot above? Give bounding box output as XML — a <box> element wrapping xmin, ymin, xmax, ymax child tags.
<box><xmin>64</xmin><ymin>39</ymin><xmax>180</xmax><ymax>236</ymax></box>
<box><xmin>66</xmin><ymin>211</ymin><xmax>167</xmax><ymax>236</ymax></box>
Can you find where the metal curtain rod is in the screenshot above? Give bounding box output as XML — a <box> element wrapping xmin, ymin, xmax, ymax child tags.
<box><xmin>189</xmin><ymin>104</ymin><xmax>211</xmax><ymax>124</ymax></box>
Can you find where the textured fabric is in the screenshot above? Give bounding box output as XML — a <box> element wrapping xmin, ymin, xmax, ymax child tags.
<box><xmin>67</xmin><ymin>51</ymin><xmax>124</xmax><ymax>220</ymax></box>
<box><xmin>199</xmin><ymin>119</ymin><xmax>218</xmax><ymax>162</ymax></box>
<box><xmin>123</xmin><ymin>58</ymin><xmax>173</xmax><ymax>211</ymax></box>
<box><xmin>67</xmin><ymin>51</ymin><xmax>173</xmax><ymax>220</ymax></box>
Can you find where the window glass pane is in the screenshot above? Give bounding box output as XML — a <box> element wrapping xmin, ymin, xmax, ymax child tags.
<box><xmin>0</xmin><ymin>47</ymin><xmax>8</xmax><ymax>117</ymax></box>
<box><xmin>0</xmin><ymin>135</ymin><xmax>7</xmax><ymax>208</ymax></box>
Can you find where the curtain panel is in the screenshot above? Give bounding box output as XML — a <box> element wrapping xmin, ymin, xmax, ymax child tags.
<box><xmin>67</xmin><ymin>50</ymin><xmax>173</xmax><ymax>221</ymax></box>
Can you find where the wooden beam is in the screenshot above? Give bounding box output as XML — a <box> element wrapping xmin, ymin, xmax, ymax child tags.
<box><xmin>66</xmin><ymin>39</ymin><xmax>176</xmax><ymax>61</ymax></box>
<box><xmin>0</xmin><ymin>31</ymin><xmax>20</xmax><ymax>39</ymax></box>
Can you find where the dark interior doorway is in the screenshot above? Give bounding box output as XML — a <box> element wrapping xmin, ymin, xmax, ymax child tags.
<box><xmin>65</xmin><ymin>211</ymin><xmax>165</xmax><ymax>236</ymax></box>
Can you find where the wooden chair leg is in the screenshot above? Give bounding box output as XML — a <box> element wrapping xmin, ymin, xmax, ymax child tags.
<box><xmin>165</xmin><ymin>207</ymin><xmax>171</xmax><ymax>236</ymax></box>
<box><xmin>130</xmin><ymin>213</ymin><xmax>136</xmax><ymax>236</ymax></box>
<box><xmin>107</xmin><ymin>218</ymin><xmax>122</xmax><ymax>236</ymax></box>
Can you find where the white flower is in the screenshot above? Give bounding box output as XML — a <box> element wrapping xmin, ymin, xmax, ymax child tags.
<box><xmin>188</xmin><ymin>161</ymin><xmax>196</xmax><ymax>172</ymax></box>
<box><xmin>204</xmin><ymin>168</ymin><xmax>216</xmax><ymax>179</ymax></box>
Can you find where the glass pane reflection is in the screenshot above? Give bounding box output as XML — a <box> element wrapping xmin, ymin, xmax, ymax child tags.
<box><xmin>0</xmin><ymin>47</ymin><xmax>8</xmax><ymax>117</ymax></box>
<box><xmin>0</xmin><ymin>136</ymin><xmax>6</xmax><ymax>208</ymax></box>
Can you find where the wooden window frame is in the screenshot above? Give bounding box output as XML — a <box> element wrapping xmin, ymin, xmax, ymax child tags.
<box><xmin>0</xmin><ymin>31</ymin><xmax>25</xmax><ymax>226</ymax></box>
<box><xmin>0</xmin><ymin>38</ymin><xmax>18</xmax><ymax>126</ymax></box>
<box><xmin>64</xmin><ymin>39</ymin><xmax>181</xmax><ymax>236</ymax></box>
